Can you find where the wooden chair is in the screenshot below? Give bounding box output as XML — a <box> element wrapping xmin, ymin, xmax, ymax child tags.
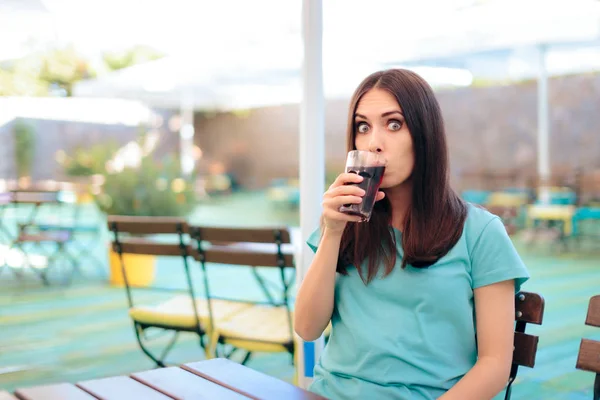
<box><xmin>9</xmin><ymin>190</ymin><xmax>79</xmax><ymax>284</ymax></box>
<box><xmin>188</xmin><ymin>226</ymin><xmax>296</xmax><ymax>365</ymax></box>
<box><xmin>576</xmin><ymin>295</ymin><xmax>600</xmax><ymax>400</ymax></box>
<box><xmin>107</xmin><ymin>216</ymin><xmax>250</xmax><ymax>367</ymax></box>
<box><xmin>505</xmin><ymin>291</ymin><xmax>545</xmax><ymax>400</ymax></box>
<box><xmin>35</xmin><ymin>193</ymin><xmax>105</xmax><ymax>278</ymax></box>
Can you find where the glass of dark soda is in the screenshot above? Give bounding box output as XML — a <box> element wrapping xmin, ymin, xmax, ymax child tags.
<box><xmin>339</xmin><ymin>150</ymin><xmax>386</xmax><ymax>222</ymax></box>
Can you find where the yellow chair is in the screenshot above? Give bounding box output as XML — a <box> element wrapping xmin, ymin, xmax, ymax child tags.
<box><xmin>189</xmin><ymin>226</ymin><xmax>296</xmax><ymax>366</ymax></box>
<box><xmin>107</xmin><ymin>216</ymin><xmax>250</xmax><ymax>366</ymax></box>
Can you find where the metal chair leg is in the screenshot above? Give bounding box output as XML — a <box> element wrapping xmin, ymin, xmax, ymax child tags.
<box><xmin>132</xmin><ymin>324</ymin><xmax>170</xmax><ymax>368</ymax></box>
<box><xmin>241</xmin><ymin>351</ymin><xmax>252</xmax><ymax>365</ymax></box>
<box><xmin>504</xmin><ymin>376</ymin><xmax>515</xmax><ymax>400</ymax></box>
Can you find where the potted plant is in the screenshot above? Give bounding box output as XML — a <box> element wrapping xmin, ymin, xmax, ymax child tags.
<box><xmin>93</xmin><ymin>134</ymin><xmax>197</xmax><ymax>286</ymax></box>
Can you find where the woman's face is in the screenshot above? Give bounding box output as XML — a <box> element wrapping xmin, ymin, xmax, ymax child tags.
<box><xmin>353</xmin><ymin>88</ymin><xmax>415</xmax><ymax>189</ymax></box>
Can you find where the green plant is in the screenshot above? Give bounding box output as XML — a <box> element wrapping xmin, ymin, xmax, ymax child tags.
<box><xmin>93</xmin><ymin>136</ymin><xmax>197</xmax><ymax>217</ymax></box>
<box><xmin>13</xmin><ymin>121</ymin><xmax>35</xmax><ymax>178</ymax></box>
<box><xmin>58</xmin><ymin>141</ymin><xmax>119</xmax><ymax>177</ymax></box>
<box><xmin>38</xmin><ymin>46</ymin><xmax>95</xmax><ymax>96</ymax></box>
<box><xmin>102</xmin><ymin>45</ymin><xmax>164</xmax><ymax>72</ymax></box>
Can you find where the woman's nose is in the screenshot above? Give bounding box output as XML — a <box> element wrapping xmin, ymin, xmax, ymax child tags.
<box><xmin>368</xmin><ymin>137</ymin><xmax>383</xmax><ymax>153</ymax></box>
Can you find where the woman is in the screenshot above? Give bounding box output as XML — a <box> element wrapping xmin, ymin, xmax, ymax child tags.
<box><xmin>294</xmin><ymin>69</ymin><xmax>529</xmax><ymax>400</ymax></box>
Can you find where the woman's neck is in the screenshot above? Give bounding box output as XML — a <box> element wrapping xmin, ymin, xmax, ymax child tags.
<box><xmin>384</xmin><ymin>182</ymin><xmax>412</xmax><ymax>231</ymax></box>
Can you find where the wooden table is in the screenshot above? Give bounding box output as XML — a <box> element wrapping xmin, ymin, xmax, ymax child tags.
<box><xmin>8</xmin><ymin>358</ymin><xmax>326</xmax><ymax>400</ymax></box>
<box><xmin>526</xmin><ymin>204</ymin><xmax>576</xmax><ymax>236</ymax></box>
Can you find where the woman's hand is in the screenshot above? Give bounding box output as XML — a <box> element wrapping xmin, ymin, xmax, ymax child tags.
<box><xmin>322</xmin><ymin>173</ymin><xmax>385</xmax><ymax>234</ymax></box>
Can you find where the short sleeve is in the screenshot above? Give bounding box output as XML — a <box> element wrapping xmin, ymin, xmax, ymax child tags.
<box><xmin>306</xmin><ymin>227</ymin><xmax>322</xmax><ymax>253</ymax></box>
<box><xmin>470</xmin><ymin>217</ymin><xmax>530</xmax><ymax>292</ymax></box>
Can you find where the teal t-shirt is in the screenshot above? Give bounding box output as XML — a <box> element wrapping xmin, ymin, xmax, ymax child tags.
<box><xmin>305</xmin><ymin>204</ymin><xmax>529</xmax><ymax>400</ymax></box>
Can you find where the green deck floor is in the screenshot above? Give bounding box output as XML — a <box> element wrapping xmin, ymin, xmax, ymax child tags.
<box><xmin>1</xmin><ymin>191</ymin><xmax>600</xmax><ymax>399</ymax></box>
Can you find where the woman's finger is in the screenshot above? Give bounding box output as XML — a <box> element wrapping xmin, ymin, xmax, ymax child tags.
<box><xmin>325</xmin><ymin>185</ymin><xmax>365</xmax><ymax>198</ymax></box>
<box><xmin>323</xmin><ymin>195</ymin><xmax>362</xmax><ymax>209</ymax></box>
<box><xmin>375</xmin><ymin>191</ymin><xmax>386</xmax><ymax>202</ymax></box>
<box><xmin>329</xmin><ymin>172</ymin><xmax>364</xmax><ymax>189</ymax></box>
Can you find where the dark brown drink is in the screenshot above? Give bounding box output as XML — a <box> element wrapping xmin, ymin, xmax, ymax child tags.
<box><xmin>339</xmin><ymin>165</ymin><xmax>385</xmax><ymax>222</ymax></box>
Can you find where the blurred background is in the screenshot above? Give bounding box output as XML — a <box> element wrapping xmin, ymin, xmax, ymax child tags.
<box><xmin>1</xmin><ymin>0</ymin><xmax>600</xmax><ymax>398</ymax></box>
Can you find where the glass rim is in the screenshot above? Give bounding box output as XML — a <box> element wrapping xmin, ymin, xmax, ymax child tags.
<box><xmin>346</xmin><ymin>150</ymin><xmax>387</xmax><ymax>166</ymax></box>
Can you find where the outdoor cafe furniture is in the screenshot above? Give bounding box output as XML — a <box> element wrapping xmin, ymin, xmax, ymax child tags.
<box><xmin>572</xmin><ymin>207</ymin><xmax>600</xmax><ymax>237</ymax></box>
<box><xmin>487</xmin><ymin>191</ymin><xmax>529</xmax><ymax>208</ymax></box>
<box><xmin>0</xmin><ymin>190</ymin><xmax>78</xmax><ymax>285</ymax></box>
<box><xmin>107</xmin><ymin>216</ymin><xmax>296</xmax><ymax>368</ymax></box>
<box><xmin>526</xmin><ymin>204</ymin><xmax>577</xmax><ymax>237</ymax></box>
<box><xmin>576</xmin><ymin>295</ymin><xmax>600</xmax><ymax>400</ymax></box>
<box><xmin>7</xmin><ymin>358</ymin><xmax>325</xmax><ymax>400</ymax></box>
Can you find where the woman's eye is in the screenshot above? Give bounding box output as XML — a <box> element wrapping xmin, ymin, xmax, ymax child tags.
<box><xmin>388</xmin><ymin>120</ymin><xmax>402</xmax><ymax>131</ymax></box>
<box><xmin>356</xmin><ymin>122</ymin><xmax>369</xmax><ymax>133</ymax></box>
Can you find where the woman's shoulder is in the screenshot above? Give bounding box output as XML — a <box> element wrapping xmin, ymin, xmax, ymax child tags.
<box><xmin>462</xmin><ymin>202</ymin><xmax>504</xmax><ymax>241</ymax></box>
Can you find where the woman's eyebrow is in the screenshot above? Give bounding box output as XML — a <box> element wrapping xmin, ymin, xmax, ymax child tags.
<box><xmin>381</xmin><ymin>110</ymin><xmax>403</xmax><ymax>117</ymax></box>
<box><xmin>354</xmin><ymin>110</ymin><xmax>404</xmax><ymax>119</ymax></box>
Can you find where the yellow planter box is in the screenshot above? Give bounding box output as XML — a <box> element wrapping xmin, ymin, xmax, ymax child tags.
<box><xmin>108</xmin><ymin>249</ymin><xmax>156</xmax><ymax>287</ymax></box>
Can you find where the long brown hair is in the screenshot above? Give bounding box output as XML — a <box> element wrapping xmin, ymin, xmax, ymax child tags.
<box><xmin>337</xmin><ymin>69</ymin><xmax>467</xmax><ymax>283</ymax></box>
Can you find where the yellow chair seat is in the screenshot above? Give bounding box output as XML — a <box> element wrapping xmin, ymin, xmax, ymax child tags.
<box><xmin>213</xmin><ymin>305</ymin><xmax>294</xmax><ymax>353</ymax></box>
<box><xmin>129</xmin><ymin>295</ymin><xmax>251</xmax><ymax>331</ymax></box>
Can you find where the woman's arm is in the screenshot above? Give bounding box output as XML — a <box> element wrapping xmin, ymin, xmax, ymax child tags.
<box><xmin>294</xmin><ymin>228</ymin><xmax>343</xmax><ymax>341</ymax></box>
<box><xmin>439</xmin><ymin>279</ymin><xmax>515</xmax><ymax>400</ymax></box>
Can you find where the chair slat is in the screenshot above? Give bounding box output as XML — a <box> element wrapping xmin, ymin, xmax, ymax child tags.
<box><xmin>77</xmin><ymin>376</ymin><xmax>170</xmax><ymax>400</ymax></box>
<box><xmin>515</xmin><ymin>291</ymin><xmax>545</xmax><ymax>325</ymax></box>
<box><xmin>112</xmin><ymin>239</ymin><xmax>190</xmax><ymax>257</ymax></box>
<box><xmin>11</xmin><ymin>191</ymin><xmax>61</xmax><ymax>204</ymax></box>
<box><xmin>107</xmin><ymin>216</ymin><xmax>188</xmax><ymax>235</ymax></box>
<box><xmin>183</xmin><ymin>358</ymin><xmax>326</xmax><ymax>400</ymax></box>
<box><xmin>512</xmin><ymin>331</ymin><xmax>539</xmax><ymax>368</ymax></box>
<box><xmin>585</xmin><ymin>295</ymin><xmax>600</xmax><ymax>327</ymax></box>
<box><xmin>576</xmin><ymin>338</ymin><xmax>600</xmax><ymax>373</ymax></box>
<box><xmin>14</xmin><ymin>383</ymin><xmax>97</xmax><ymax>400</ymax></box>
<box><xmin>192</xmin><ymin>247</ymin><xmax>294</xmax><ymax>267</ymax></box>
<box><xmin>131</xmin><ymin>367</ymin><xmax>247</xmax><ymax>400</ymax></box>
<box><xmin>191</xmin><ymin>226</ymin><xmax>291</xmax><ymax>244</ymax></box>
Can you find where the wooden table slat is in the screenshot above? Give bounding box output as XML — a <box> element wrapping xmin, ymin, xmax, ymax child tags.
<box><xmin>77</xmin><ymin>376</ymin><xmax>172</xmax><ymax>400</ymax></box>
<box><xmin>131</xmin><ymin>366</ymin><xmax>248</xmax><ymax>400</ymax></box>
<box><xmin>0</xmin><ymin>391</ymin><xmax>18</xmax><ymax>400</ymax></box>
<box><xmin>183</xmin><ymin>358</ymin><xmax>326</xmax><ymax>400</ymax></box>
<box><xmin>14</xmin><ymin>383</ymin><xmax>97</xmax><ymax>400</ymax></box>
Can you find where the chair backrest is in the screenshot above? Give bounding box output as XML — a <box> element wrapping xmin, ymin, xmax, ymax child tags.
<box><xmin>107</xmin><ymin>216</ymin><xmax>191</xmax><ymax>257</ymax></box>
<box><xmin>505</xmin><ymin>291</ymin><xmax>545</xmax><ymax>400</ymax></box>
<box><xmin>576</xmin><ymin>295</ymin><xmax>600</xmax><ymax>374</ymax></box>
<box><xmin>189</xmin><ymin>226</ymin><xmax>294</xmax><ymax>268</ymax></box>
<box><xmin>11</xmin><ymin>189</ymin><xmax>63</xmax><ymax>205</ymax></box>
<box><xmin>513</xmin><ymin>291</ymin><xmax>545</xmax><ymax>368</ymax></box>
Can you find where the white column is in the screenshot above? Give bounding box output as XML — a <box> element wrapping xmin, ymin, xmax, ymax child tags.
<box><xmin>180</xmin><ymin>91</ymin><xmax>196</xmax><ymax>176</ymax></box>
<box><xmin>296</xmin><ymin>0</ymin><xmax>325</xmax><ymax>389</ymax></box>
<box><xmin>537</xmin><ymin>44</ymin><xmax>551</xmax><ymax>203</ymax></box>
